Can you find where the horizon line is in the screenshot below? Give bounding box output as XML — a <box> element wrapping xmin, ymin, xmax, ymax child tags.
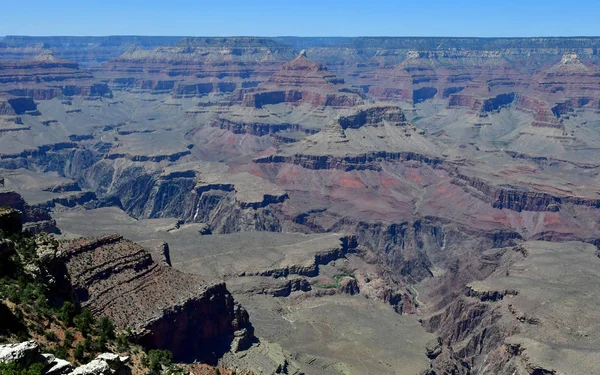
<box><xmin>3</xmin><ymin>35</ymin><xmax>600</xmax><ymax>39</ymax></box>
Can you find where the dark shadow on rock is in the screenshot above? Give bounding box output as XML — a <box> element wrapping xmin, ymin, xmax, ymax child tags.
<box><xmin>0</xmin><ymin>302</ymin><xmax>26</xmax><ymax>336</ymax></box>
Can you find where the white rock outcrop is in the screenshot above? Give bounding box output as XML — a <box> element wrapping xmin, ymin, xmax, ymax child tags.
<box><xmin>68</xmin><ymin>359</ymin><xmax>112</xmax><ymax>375</ymax></box>
<box><xmin>0</xmin><ymin>341</ymin><xmax>41</xmax><ymax>366</ymax></box>
<box><xmin>46</xmin><ymin>358</ymin><xmax>74</xmax><ymax>375</ymax></box>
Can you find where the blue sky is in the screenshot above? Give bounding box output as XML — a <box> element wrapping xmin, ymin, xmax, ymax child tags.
<box><xmin>1</xmin><ymin>0</ymin><xmax>598</xmax><ymax>37</ymax></box>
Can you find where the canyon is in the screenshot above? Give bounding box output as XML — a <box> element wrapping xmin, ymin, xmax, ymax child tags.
<box><xmin>1</xmin><ymin>36</ymin><xmax>600</xmax><ymax>374</ymax></box>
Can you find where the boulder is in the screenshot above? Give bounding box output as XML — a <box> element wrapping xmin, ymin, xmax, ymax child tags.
<box><xmin>41</xmin><ymin>353</ymin><xmax>56</xmax><ymax>365</ymax></box>
<box><xmin>45</xmin><ymin>357</ymin><xmax>74</xmax><ymax>375</ymax></box>
<box><xmin>95</xmin><ymin>353</ymin><xmax>129</xmax><ymax>371</ymax></box>
<box><xmin>0</xmin><ymin>341</ymin><xmax>42</xmax><ymax>367</ymax></box>
<box><xmin>68</xmin><ymin>359</ymin><xmax>111</xmax><ymax>375</ymax></box>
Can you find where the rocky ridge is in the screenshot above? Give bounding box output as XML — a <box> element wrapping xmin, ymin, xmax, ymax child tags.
<box><xmin>0</xmin><ymin>51</ymin><xmax>112</xmax><ymax>101</ymax></box>
<box><xmin>242</xmin><ymin>51</ymin><xmax>364</xmax><ymax>108</ymax></box>
<box><xmin>62</xmin><ymin>234</ymin><xmax>253</xmax><ymax>362</ymax></box>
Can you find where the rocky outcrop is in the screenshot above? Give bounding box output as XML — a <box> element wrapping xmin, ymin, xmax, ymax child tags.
<box><xmin>138</xmin><ymin>283</ymin><xmax>252</xmax><ymax>361</ymax></box>
<box><xmin>337</xmin><ymin>276</ymin><xmax>360</xmax><ymax>295</ymax></box>
<box><xmin>253</xmin><ymin>104</ymin><xmax>441</xmax><ymax>172</ymax></box>
<box><xmin>0</xmin><ymin>96</ymin><xmax>37</xmax><ymax>115</ymax></box>
<box><xmin>0</xmin><ymin>341</ymin><xmax>42</xmax><ymax>367</ymax></box>
<box><xmin>242</xmin><ymin>52</ymin><xmax>364</xmax><ymax>108</ymax></box>
<box><xmin>481</xmin><ymin>92</ymin><xmax>516</xmax><ymax>113</ymax></box>
<box><xmin>0</xmin><ymin>142</ymin><xmax>79</xmax><ymax>161</ymax></box>
<box><xmin>420</xmin><ymin>241</ymin><xmax>600</xmax><ymax>374</ymax></box>
<box><xmin>239</xmin><ymin>235</ymin><xmax>357</xmax><ymax>278</ymax></box>
<box><xmin>62</xmin><ymin>234</ymin><xmax>254</xmax><ymax>362</ymax></box>
<box><xmin>173</xmin><ymin>81</ymin><xmax>238</xmax><ymax>97</ymax></box>
<box><xmin>515</xmin><ymin>95</ymin><xmax>563</xmax><ymax>129</ymax></box>
<box><xmin>255</xmin><ymin>151</ymin><xmax>442</xmax><ymax>171</ymax></box>
<box><xmin>211</xmin><ymin>118</ymin><xmax>316</xmax><ymax>137</ymax></box>
<box><xmin>361</xmin><ymin>49</ymin><xmax>521</xmax><ymax>104</ymax></box>
<box><xmin>0</xmin><ymin>341</ymin><xmax>133</xmax><ymax>375</ymax></box>
<box><xmin>339</xmin><ymin>105</ymin><xmax>407</xmax><ymax>128</ymax></box>
<box><xmin>0</xmin><ymin>190</ymin><xmax>62</xmax><ymax>234</ymax></box>
<box><xmin>536</xmin><ymin>53</ymin><xmax>600</xmax><ymax>96</ymax></box>
<box><xmin>0</xmin><ymin>52</ymin><xmax>112</xmax><ymax>101</ymax></box>
<box><xmin>182</xmin><ymin>182</ymin><xmax>285</xmax><ymax>232</ymax></box>
<box><xmin>453</xmin><ymin>172</ymin><xmax>600</xmax><ymax>211</ymax></box>
<box><xmin>98</xmin><ymin>37</ymin><xmax>296</xmax><ymax>95</ymax></box>
<box><xmin>79</xmin><ymin>161</ymin><xmax>287</xmax><ymax>232</ymax></box>
<box><xmin>46</xmin><ymin>357</ymin><xmax>74</xmax><ymax>375</ymax></box>
<box><xmin>464</xmin><ymin>284</ymin><xmax>518</xmax><ymax>302</ymax></box>
<box><xmin>69</xmin><ymin>358</ymin><xmax>112</xmax><ymax>375</ymax></box>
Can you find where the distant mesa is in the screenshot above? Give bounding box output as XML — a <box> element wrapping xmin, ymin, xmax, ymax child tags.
<box><xmin>0</xmin><ymin>51</ymin><xmax>112</xmax><ymax>101</ymax></box>
<box><xmin>100</xmin><ymin>37</ymin><xmax>297</xmax><ymax>95</ymax></box>
<box><xmin>254</xmin><ymin>104</ymin><xmax>441</xmax><ymax>171</ymax></box>
<box><xmin>547</xmin><ymin>52</ymin><xmax>591</xmax><ymax>74</ymax></box>
<box><xmin>242</xmin><ymin>51</ymin><xmax>364</xmax><ymax>108</ymax></box>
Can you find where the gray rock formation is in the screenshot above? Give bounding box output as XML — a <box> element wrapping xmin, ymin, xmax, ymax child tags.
<box><xmin>45</xmin><ymin>358</ymin><xmax>74</xmax><ymax>375</ymax></box>
<box><xmin>62</xmin><ymin>234</ymin><xmax>253</xmax><ymax>362</ymax></box>
<box><xmin>0</xmin><ymin>341</ymin><xmax>42</xmax><ymax>367</ymax></box>
<box><xmin>69</xmin><ymin>359</ymin><xmax>111</xmax><ymax>375</ymax></box>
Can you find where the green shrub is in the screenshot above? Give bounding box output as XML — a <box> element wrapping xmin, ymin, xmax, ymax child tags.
<box><xmin>74</xmin><ymin>309</ymin><xmax>94</xmax><ymax>336</ymax></box>
<box><xmin>13</xmin><ymin>308</ymin><xmax>23</xmax><ymax>320</ymax></box>
<box><xmin>93</xmin><ymin>335</ymin><xmax>107</xmax><ymax>352</ymax></box>
<box><xmin>64</xmin><ymin>330</ymin><xmax>74</xmax><ymax>347</ymax></box>
<box><xmin>167</xmin><ymin>365</ymin><xmax>189</xmax><ymax>375</ymax></box>
<box><xmin>60</xmin><ymin>302</ymin><xmax>77</xmax><ymax>326</ymax></box>
<box><xmin>97</xmin><ymin>316</ymin><xmax>115</xmax><ymax>340</ymax></box>
<box><xmin>53</xmin><ymin>345</ymin><xmax>69</xmax><ymax>361</ymax></box>
<box><xmin>82</xmin><ymin>337</ymin><xmax>92</xmax><ymax>352</ymax></box>
<box><xmin>146</xmin><ymin>349</ymin><xmax>173</xmax><ymax>372</ymax></box>
<box><xmin>31</xmin><ymin>323</ymin><xmax>44</xmax><ymax>335</ymax></box>
<box><xmin>73</xmin><ymin>342</ymin><xmax>85</xmax><ymax>361</ymax></box>
<box><xmin>7</xmin><ymin>287</ymin><xmax>21</xmax><ymax>304</ymax></box>
<box><xmin>0</xmin><ymin>362</ymin><xmax>44</xmax><ymax>375</ymax></box>
<box><xmin>115</xmin><ymin>333</ymin><xmax>130</xmax><ymax>352</ymax></box>
<box><xmin>44</xmin><ymin>330</ymin><xmax>59</xmax><ymax>342</ymax></box>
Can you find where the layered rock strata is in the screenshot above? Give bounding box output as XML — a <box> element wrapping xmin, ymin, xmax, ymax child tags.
<box><xmin>62</xmin><ymin>234</ymin><xmax>253</xmax><ymax>362</ymax></box>
<box><xmin>242</xmin><ymin>51</ymin><xmax>364</xmax><ymax>108</ymax></box>
<box><xmin>0</xmin><ymin>51</ymin><xmax>111</xmax><ymax>101</ymax></box>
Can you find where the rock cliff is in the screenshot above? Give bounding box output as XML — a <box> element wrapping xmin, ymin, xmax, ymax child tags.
<box><xmin>62</xmin><ymin>234</ymin><xmax>254</xmax><ymax>362</ymax></box>
<box><xmin>242</xmin><ymin>51</ymin><xmax>364</xmax><ymax>108</ymax></box>
<box><xmin>0</xmin><ymin>52</ymin><xmax>111</xmax><ymax>101</ymax></box>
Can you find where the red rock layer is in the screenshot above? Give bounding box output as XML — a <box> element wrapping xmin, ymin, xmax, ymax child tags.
<box><xmin>0</xmin><ymin>51</ymin><xmax>111</xmax><ymax>100</ymax></box>
<box><xmin>242</xmin><ymin>53</ymin><xmax>364</xmax><ymax>108</ymax></box>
